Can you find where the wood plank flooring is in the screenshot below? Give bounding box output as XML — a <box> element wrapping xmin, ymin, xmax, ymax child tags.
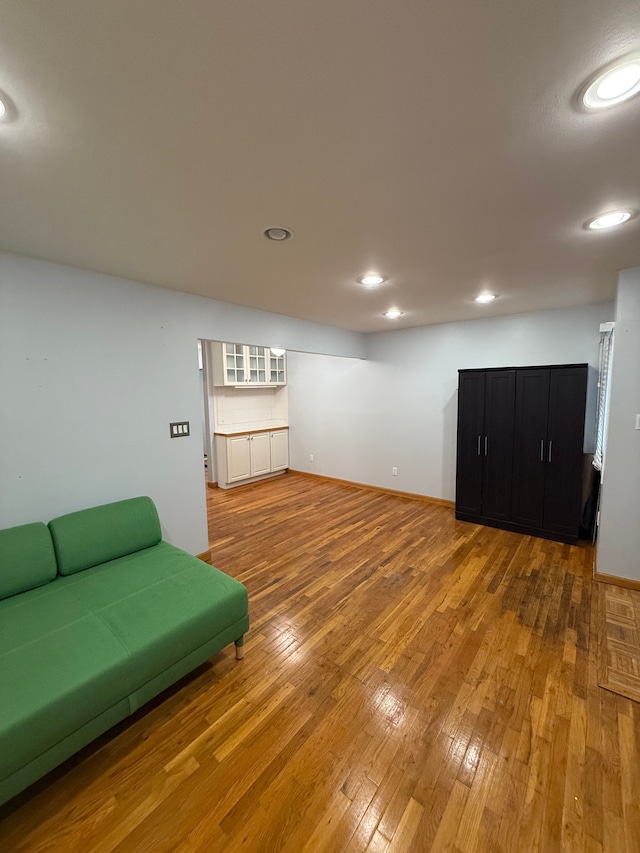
<box><xmin>1</xmin><ymin>472</ymin><xmax>639</xmax><ymax>852</ymax></box>
<box><xmin>599</xmin><ymin>584</ymin><xmax>640</xmax><ymax>704</ymax></box>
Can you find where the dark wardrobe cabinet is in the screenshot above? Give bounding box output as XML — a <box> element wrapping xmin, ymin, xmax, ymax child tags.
<box><xmin>455</xmin><ymin>364</ymin><xmax>588</xmax><ymax>544</ymax></box>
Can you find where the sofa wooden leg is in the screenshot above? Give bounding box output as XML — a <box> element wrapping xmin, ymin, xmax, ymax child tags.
<box><xmin>235</xmin><ymin>638</ymin><xmax>245</xmax><ymax>660</ymax></box>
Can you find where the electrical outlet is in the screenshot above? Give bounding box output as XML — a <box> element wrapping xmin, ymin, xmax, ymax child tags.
<box><xmin>310</xmin><ymin>454</ymin><xmax>314</xmax><ymax>462</ymax></box>
<box><xmin>392</xmin><ymin>467</ymin><xmax>398</xmax><ymax>476</ymax></box>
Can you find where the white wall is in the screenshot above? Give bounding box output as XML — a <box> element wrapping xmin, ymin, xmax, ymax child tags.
<box><xmin>0</xmin><ymin>252</ymin><xmax>365</xmax><ymax>553</ymax></box>
<box><xmin>288</xmin><ymin>302</ymin><xmax>611</xmax><ymax>501</ymax></box>
<box><xmin>597</xmin><ymin>268</ymin><xmax>640</xmax><ymax>580</ymax></box>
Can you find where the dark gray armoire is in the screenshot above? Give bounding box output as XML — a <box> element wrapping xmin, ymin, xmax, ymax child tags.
<box><xmin>455</xmin><ymin>364</ymin><xmax>588</xmax><ymax>544</ymax></box>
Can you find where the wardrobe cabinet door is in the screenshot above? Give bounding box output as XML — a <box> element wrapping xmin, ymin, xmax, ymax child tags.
<box><xmin>543</xmin><ymin>366</ymin><xmax>588</xmax><ymax>538</ymax></box>
<box><xmin>456</xmin><ymin>372</ymin><xmax>485</xmax><ymax>517</ymax></box>
<box><xmin>481</xmin><ymin>370</ymin><xmax>516</xmax><ymax>521</ymax></box>
<box><xmin>511</xmin><ymin>369</ymin><xmax>550</xmax><ymax>529</ymax></box>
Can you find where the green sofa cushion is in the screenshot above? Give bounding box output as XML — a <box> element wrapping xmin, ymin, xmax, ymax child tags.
<box><xmin>49</xmin><ymin>496</ymin><xmax>162</xmax><ymax>575</ymax></box>
<box><xmin>0</xmin><ymin>583</ymin><xmax>134</xmax><ymax>780</ymax></box>
<box><xmin>0</xmin><ymin>522</ymin><xmax>57</xmax><ymax>601</ymax></box>
<box><xmin>58</xmin><ymin>542</ymin><xmax>249</xmax><ymax>689</ymax></box>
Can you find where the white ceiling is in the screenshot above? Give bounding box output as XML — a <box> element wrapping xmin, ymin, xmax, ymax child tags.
<box><xmin>1</xmin><ymin>1</ymin><xmax>639</xmax><ymax>332</ymax></box>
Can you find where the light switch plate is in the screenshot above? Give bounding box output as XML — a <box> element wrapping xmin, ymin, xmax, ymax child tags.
<box><xmin>170</xmin><ymin>421</ymin><xmax>190</xmax><ymax>438</ymax></box>
<box><xmin>636</xmin><ymin>414</ymin><xmax>640</xmax><ymax>430</ymax></box>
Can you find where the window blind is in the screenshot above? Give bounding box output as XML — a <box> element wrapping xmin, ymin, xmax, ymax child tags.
<box><xmin>593</xmin><ymin>323</ymin><xmax>614</xmax><ymax>473</ymax></box>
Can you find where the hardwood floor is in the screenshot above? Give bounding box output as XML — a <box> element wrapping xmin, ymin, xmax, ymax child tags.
<box><xmin>1</xmin><ymin>472</ymin><xmax>639</xmax><ymax>852</ymax></box>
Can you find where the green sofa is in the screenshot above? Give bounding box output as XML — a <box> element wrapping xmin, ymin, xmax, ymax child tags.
<box><xmin>0</xmin><ymin>496</ymin><xmax>249</xmax><ymax>806</ymax></box>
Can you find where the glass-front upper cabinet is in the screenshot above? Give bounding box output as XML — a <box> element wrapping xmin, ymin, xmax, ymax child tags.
<box><xmin>248</xmin><ymin>346</ymin><xmax>268</xmax><ymax>383</ymax></box>
<box><xmin>212</xmin><ymin>342</ymin><xmax>287</xmax><ymax>386</ymax></box>
<box><xmin>224</xmin><ymin>343</ymin><xmax>245</xmax><ymax>384</ymax></box>
<box><xmin>269</xmin><ymin>351</ymin><xmax>286</xmax><ymax>385</ymax></box>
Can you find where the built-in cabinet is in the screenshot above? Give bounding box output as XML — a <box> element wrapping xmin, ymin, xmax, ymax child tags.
<box><xmin>226</xmin><ymin>435</ymin><xmax>252</xmax><ymax>482</ymax></box>
<box><xmin>225</xmin><ymin>432</ymin><xmax>271</xmax><ymax>481</ymax></box>
<box><xmin>207</xmin><ymin>340</ymin><xmax>289</xmax><ymax>489</ymax></box>
<box><xmin>270</xmin><ymin>428</ymin><xmax>289</xmax><ymax>471</ymax></box>
<box><xmin>212</xmin><ymin>343</ymin><xmax>287</xmax><ymax>387</ymax></box>
<box><xmin>218</xmin><ymin>343</ymin><xmax>247</xmax><ymax>385</ymax></box>
<box><xmin>269</xmin><ymin>351</ymin><xmax>286</xmax><ymax>385</ymax></box>
<box><xmin>215</xmin><ymin>428</ymin><xmax>289</xmax><ymax>489</ymax></box>
<box><xmin>455</xmin><ymin>364</ymin><xmax>588</xmax><ymax>544</ymax></box>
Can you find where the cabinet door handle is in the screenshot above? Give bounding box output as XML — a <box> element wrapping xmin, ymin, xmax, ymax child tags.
<box><xmin>484</xmin><ymin>436</ymin><xmax>488</xmax><ymax>456</ymax></box>
<box><xmin>548</xmin><ymin>440</ymin><xmax>553</xmax><ymax>463</ymax></box>
<box><xmin>540</xmin><ymin>439</ymin><xmax>545</xmax><ymax>462</ymax></box>
<box><xmin>477</xmin><ymin>435</ymin><xmax>481</xmax><ymax>456</ymax></box>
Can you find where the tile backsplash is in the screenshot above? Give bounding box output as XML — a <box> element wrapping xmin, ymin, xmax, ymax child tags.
<box><xmin>214</xmin><ymin>386</ymin><xmax>288</xmax><ymax>430</ymax></box>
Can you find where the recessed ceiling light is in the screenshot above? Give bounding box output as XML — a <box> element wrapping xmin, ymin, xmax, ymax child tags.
<box><xmin>586</xmin><ymin>210</ymin><xmax>634</xmax><ymax>230</ymax></box>
<box><xmin>264</xmin><ymin>227</ymin><xmax>293</xmax><ymax>241</ymax></box>
<box><xmin>383</xmin><ymin>308</ymin><xmax>403</xmax><ymax>319</ymax></box>
<box><xmin>474</xmin><ymin>292</ymin><xmax>497</xmax><ymax>303</ymax></box>
<box><xmin>358</xmin><ymin>273</ymin><xmax>386</xmax><ymax>287</ymax></box>
<box><xmin>0</xmin><ymin>89</ymin><xmax>14</xmax><ymax>121</ymax></box>
<box><xmin>582</xmin><ymin>53</ymin><xmax>640</xmax><ymax>109</ymax></box>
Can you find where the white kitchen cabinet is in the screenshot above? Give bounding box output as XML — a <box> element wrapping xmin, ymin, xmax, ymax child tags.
<box><xmin>249</xmin><ymin>432</ymin><xmax>271</xmax><ymax>476</ymax></box>
<box><xmin>270</xmin><ymin>429</ymin><xmax>289</xmax><ymax>470</ymax></box>
<box><xmin>248</xmin><ymin>346</ymin><xmax>268</xmax><ymax>384</ymax></box>
<box><xmin>227</xmin><ymin>435</ymin><xmax>251</xmax><ymax>482</ymax></box>
<box><xmin>212</xmin><ymin>343</ymin><xmax>286</xmax><ymax>386</ymax></box>
<box><xmin>211</xmin><ymin>342</ymin><xmax>246</xmax><ymax>386</ymax></box>
<box><xmin>214</xmin><ymin>428</ymin><xmax>289</xmax><ymax>488</ymax></box>
<box><xmin>269</xmin><ymin>352</ymin><xmax>287</xmax><ymax>385</ymax></box>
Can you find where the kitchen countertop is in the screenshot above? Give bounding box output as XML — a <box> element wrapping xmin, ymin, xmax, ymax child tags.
<box><xmin>214</xmin><ymin>424</ymin><xmax>289</xmax><ymax>437</ymax></box>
